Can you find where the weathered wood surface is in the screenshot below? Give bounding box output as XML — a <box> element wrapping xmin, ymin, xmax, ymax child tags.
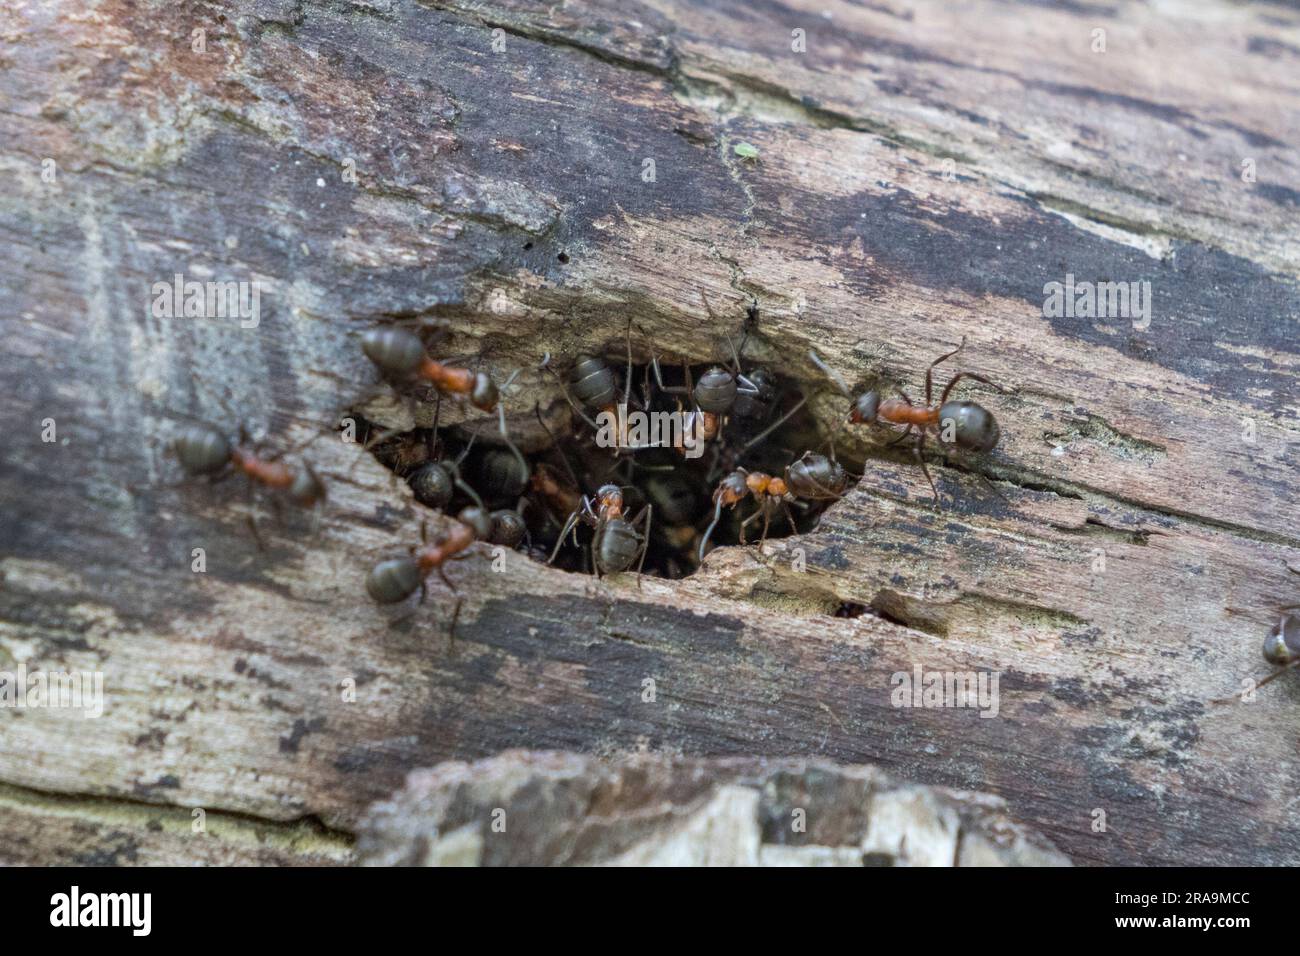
<box><xmin>2</xmin><ymin>0</ymin><xmax>1299</xmax><ymax>865</ymax></box>
<box><xmin>356</xmin><ymin>751</ymin><xmax>1071</xmax><ymax>866</ymax></box>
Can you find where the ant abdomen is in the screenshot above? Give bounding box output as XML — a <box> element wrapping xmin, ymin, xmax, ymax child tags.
<box><xmin>362</xmin><ymin>327</ymin><xmax>426</xmax><ymax>377</ymax></box>
<box><xmin>409</xmin><ymin>462</ymin><xmax>455</xmax><ymax>509</ymax></box>
<box><xmin>596</xmin><ymin>518</ymin><xmax>642</xmax><ymax>574</ymax></box>
<box><xmin>1263</xmin><ymin>613</ymin><xmax>1300</xmax><ymax>666</ymax></box>
<box><xmin>174</xmin><ymin>425</ymin><xmax>232</xmax><ymax>476</ymax></box>
<box><xmin>786</xmin><ymin>452</ymin><xmax>848</xmax><ymax>500</ymax></box>
<box><xmin>938</xmin><ymin>400</ymin><xmax>1000</xmax><ymax>454</ymax></box>
<box><xmin>477</xmin><ymin>448</ymin><xmax>530</xmax><ymax>503</ymax></box>
<box><xmin>693</xmin><ymin>366</ymin><xmax>738</xmax><ymax>415</ymax></box>
<box><xmin>367</xmin><ymin>556</ymin><xmax>422</xmax><ymax>604</ymax></box>
<box><xmin>570</xmin><ymin>355</ymin><xmax>618</xmax><ymax>409</ymax></box>
<box><xmin>489</xmin><ymin>510</ymin><xmax>527</xmax><ymax>548</ymax></box>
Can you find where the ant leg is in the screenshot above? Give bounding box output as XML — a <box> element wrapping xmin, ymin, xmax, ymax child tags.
<box><xmin>808</xmin><ymin>350</ymin><xmax>852</xmax><ymax>398</ymax></box>
<box><xmin>925</xmin><ymin>337</ymin><xmax>967</xmax><ymax>405</ymax></box>
<box><xmin>781</xmin><ymin>500</ymin><xmax>799</xmax><ymax>535</ymax></box>
<box><xmin>534</xmin><ymin>402</ymin><xmax>585</xmax><ymax>495</ymax></box>
<box><xmin>632</xmin><ymin>504</ymin><xmax>652</xmax><ymax>588</ymax></box>
<box><xmin>698</xmin><ymin>496</ymin><xmax>728</xmax><ymax>563</ymax></box>
<box><xmin>623</xmin><ymin>318</ymin><xmax>635</xmax><ymax>409</ymax></box>
<box><xmin>1214</xmin><ymin>659</ymin><xmax>1300</xmax><ymax>705</ymax></box>
<box><xmin>541</xmin><ymin>361</ymin><xmax>603</xmax><ymax>431</ymax></box>
<box><xmin>650</xmin><ymin>355</ymin><xmax>692</xmax><ymax>396</ymax></box>
<box><xmin>246</xmin><ymin>511</ymin><xmax>268</xmax><ymax>552</ymax></box>
<box><xmin>912</xmin><ymin>432</ymin><xmax>941</xmax><ymax>510</ymax></box>
<box><xmin>739</xmin><ymin>504</ymin><xmax>767</xmax><ymax>544</ymax></box>
<box><xmin>757</xmin><ymin>506</ymin><xmax>772</xmax><ymax>550</ymax></box>
<box><xmin>939</xmin><ymin>371</ymin><xmax>1011</xmax><ymax>405</ymax></box>
<box><xmin>736</xmin><ymin>396</ymin><xmax>807</xmax><ymax>456</ymax></box>
<box><xmin>496</xmin><ymin>402</ymin><xmax>531</xmax><ymax>493</ymax></box>
<box><xmin>436</xmin><ymin>565</ymin><xmax>461</xmax><ymax>646</ymax></box>
<box><xmin>447</xmin><ymin>597</ymin><xmax>464</xmax><ymax>648</ymax></box>
<box><xmin>885</xmin><ymin>424</ymin><xmax>914</xmax><ymax>448</ymax></box>
<box><xmin>548</xmin><ymin>509</ymin><xmax>584</xmax><ymax>565</ymax></box>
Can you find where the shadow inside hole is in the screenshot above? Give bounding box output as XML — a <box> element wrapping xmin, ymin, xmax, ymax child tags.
<box><xmin>359</xmin><ymin>358</ymin><xmax>864</xmax><ymax>579</ymax></box>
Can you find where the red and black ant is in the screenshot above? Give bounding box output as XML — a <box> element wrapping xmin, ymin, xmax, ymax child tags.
<box><xmin>812</xmin><ymin>337</ymin><xmax>1009</xmax><ymax>508</ymax></box>
<box><xmin>541</xmin><ymin>321</ymin><xmax>661</xmax><ymax>457</ymax></box>
<box><xmin>649</xmin><ymin>293</ymin><xmax>769</xmax><ymax>454</ymax></box>
<box><xmin>172</xmin><ymin>424</ymin><xmax>326</xmax><ymax>544</ymax></box>
<box><xmin>359</xmin><ymin>323</ymin><xmax>529</xmax><ymax>494</ymax></box>
<box><xmin>698</xmin><ymin>451</ymin><xmax>849</xmax><ymax>560</ymax></box>
<box><xmin>365</xmin><ymin>505</ymin><xmax>495</xmax><ymax>640</ymax></box>
<box><xmin>547</xmin><ymin>484</ymin><xmax>652</xmax><ymax>582</ymax></box>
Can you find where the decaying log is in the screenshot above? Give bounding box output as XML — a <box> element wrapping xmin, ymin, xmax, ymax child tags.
<box><xmin>2</xmin><ymin>0</ymin><xmax>1299</xmax><ymax>866</ymax></box>
<box><xmin>356</xmin><ymin>751</ymin><xmax>1071</xmax><ymax>866</ymax></box>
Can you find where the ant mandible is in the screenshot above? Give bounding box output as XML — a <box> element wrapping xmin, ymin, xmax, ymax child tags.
<box><xmin>698</xmin><ymin>451</ymin><xmax>849</xmax><ymax>560</ymax></box>
<box><xmin>813</xmin><ymin>337</ymin><xmax>1009</xmax><ymax>508</ymax></box>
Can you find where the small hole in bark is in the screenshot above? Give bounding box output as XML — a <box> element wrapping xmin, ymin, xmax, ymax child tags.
<box><xmin>357</xmin><ymin>340</ymin><xmax>862</xmax><ymax>579</ymax></box>
<box><xmin>556</xmin><ymin>252</ymin><xmax>569</xmax><ymax>264</ymax></box>
<box><xmin>832</xmin><ymin>601</ymin><xmax>870</xmax><ymax>619</ymax></box>
<box><xmin>523</xmin><ymin>242</ymin><xmax>533</xmax><ymax>250</ymax></box>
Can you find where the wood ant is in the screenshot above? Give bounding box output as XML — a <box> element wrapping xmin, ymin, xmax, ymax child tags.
<box><xmin>547</xmin><ymin>484</ymin><xmax>652</xmax><ymax>582</ymax></box>
<box><xmin>541</xmin><ymin>321</ymin><xmax>654</xmax><ymax>455</ymax></box>
<box><xmin>365</xmin><ymin>505</ymin><xmax>493</xmax><ymax>640</ymax></box>
<box><xmin>812</xmin><ymin>337</ymin><xmax>1008</xmax><ymax>508</ymax></box>
<box><xmin>650</xmin><ymin>293</ymin><xmax>766</xmax><ymax>454</ymax></box>
<box><xmin>173</xmin><ymin>424</ymin><xmax>325</xmax><ymax>543</ymax></box>
<box><xmin>359</xmin><ymin>323</ymin><xmax>528</xmax><ymax>491</ymax></box>
<box><xmin>698</xmin><ymin>451</ymin><xmax>849</xmax><ymax>560</ymax></box>
<box><xmin>1215</xmin><ymin>570</ymin><xmax>1300</xmax><ymax>703</ymax></box>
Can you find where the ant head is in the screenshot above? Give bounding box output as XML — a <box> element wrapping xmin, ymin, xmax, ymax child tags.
<box><xmin>716</xmin><ymin>471</ymin><xmax>749</xmax><ymax>504</ymax></box>
<box><xmin>409</xmin><ymin>462</ymin><xmax>454</xmax><ymax>510</ymax></box>
<box><xmin>457</xmin><ymin>505</ymin><xmax>494</xmax><ymax>541</ymax></box>
<box><xmin>938</xmin><ymin>400</ymin><xmax>1000</xmax><ymax>453</ymax></box>
<box><xmin>174</xmin><ymin>425</ymin><xmax>232</xmax><ymax>476</ymax></box>
<box><xmin>849</xmin><ymin>391</ymin><xmax>880</xmax><ymax>425</ymax></box>
<box><xmin>470</xmin><ymin>372</ymin><xmax>499</xmax><ymax>412</ymax></box>
<box><xmin>366</xmin><ymin>556</ymin><xmax>422</xmax><ymax>604</ymax></box>
<box><xmin>1263</xmin><ymin>613</ymin><xmax>1300</xmax><ymax>666</ymax></box>
<box><xmin>288</xmin><ymin>466</ymin><xmax>327</xmax><ymax>507</ymax></box>
<box><xmin>489</xmin><ymin>509</ymin><xmax>527</xmax><ymax>549</ymax></box>
<box><xmin>362</xmin><ymin>327</ymin><xmax>425</xmax><ymax>376</ymax></box>
<box><xmin>596</xmin><ymin>484</ymin><xmax>623</xmax><ymax>509</ymax></box>
<box><xmin>695</xmin><ymin>366</ymin><xmax>738</xmax><ymax>415</ymax></box>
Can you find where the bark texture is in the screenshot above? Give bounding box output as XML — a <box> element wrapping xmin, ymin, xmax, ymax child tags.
<box><xmin>356</xmin><ymin>751</ymin><xmax>1071</xmax><ymax>866</ymax></box>
<box><xmin>2</xmin><ymin>0</ymin><xmax>1299</xmax><ymax>865</ymax></box>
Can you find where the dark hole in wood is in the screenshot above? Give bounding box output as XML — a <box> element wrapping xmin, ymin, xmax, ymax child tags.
<box><xmin>358</xmin><ymin>353</ymin><xmax>863</xmax><ymax>580</ymax></box>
